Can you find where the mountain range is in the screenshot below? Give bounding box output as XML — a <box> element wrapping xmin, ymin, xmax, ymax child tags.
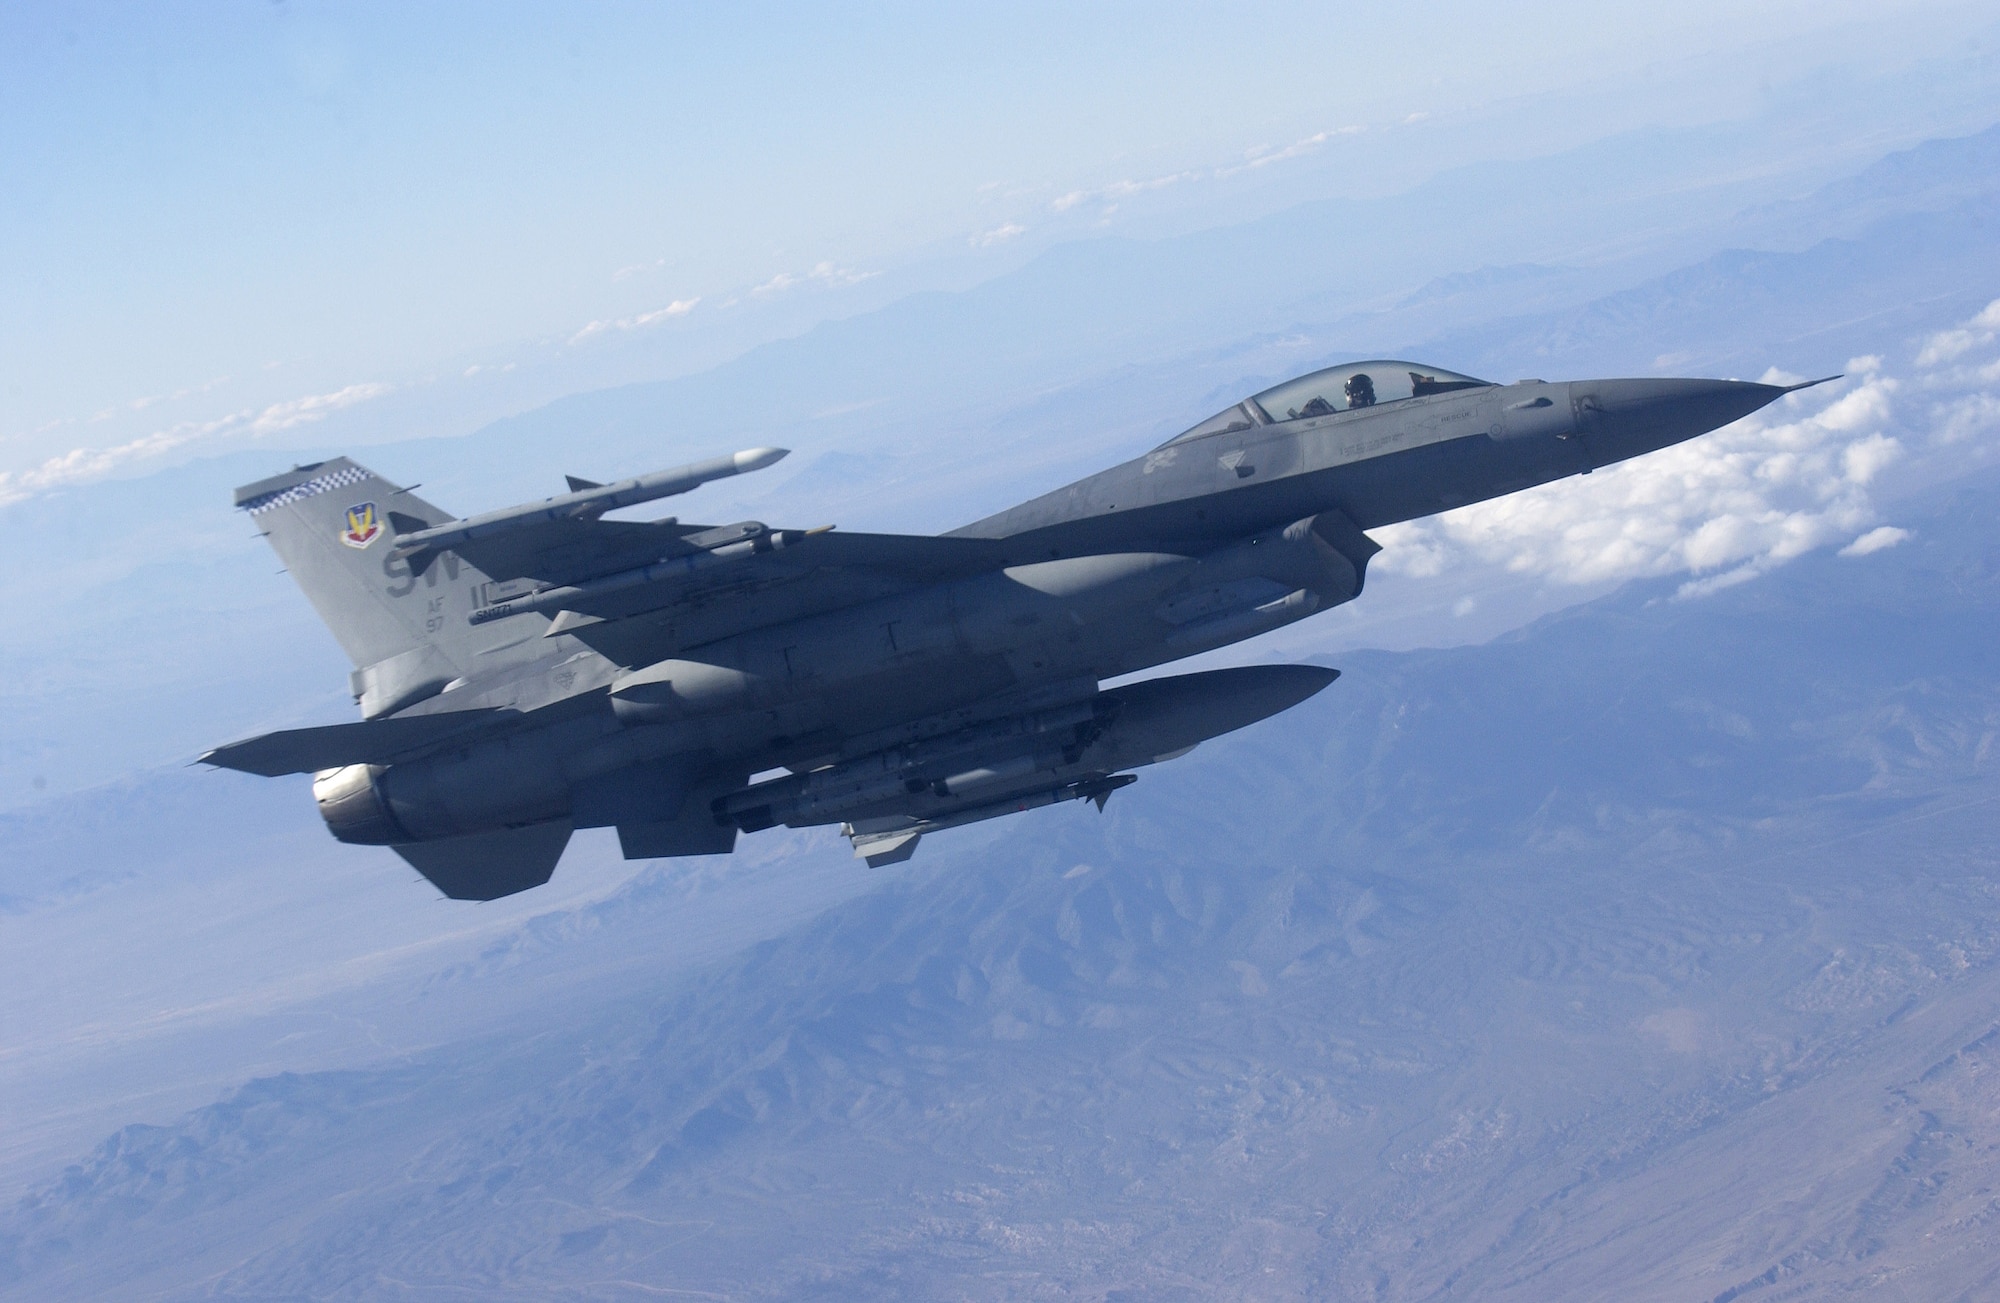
<box><xmin>6</xmin><ymin>464</ymin><xmax>1996</xmax><ymax>1300</ymax></box>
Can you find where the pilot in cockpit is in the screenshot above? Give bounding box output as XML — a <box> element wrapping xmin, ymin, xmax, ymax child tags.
<box><xmin>1344</xmin><ymin>372</ymin><xmax>1376</xmax><ymax>408</ymax></box>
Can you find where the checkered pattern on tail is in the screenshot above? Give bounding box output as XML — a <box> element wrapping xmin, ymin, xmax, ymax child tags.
<box><xmin>238</xmin><ymin>465</ymin><xmax>372</xmax><ymax>515</ymax></box>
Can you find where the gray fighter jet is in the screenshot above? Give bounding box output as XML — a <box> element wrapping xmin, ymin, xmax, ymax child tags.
<box><xmin>206</xmin><ymin>361</ymin><xmax>1824</xmax><ymax>898</ymax></box>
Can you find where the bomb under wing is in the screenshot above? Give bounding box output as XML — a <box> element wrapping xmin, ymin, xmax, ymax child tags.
<box><xmin>206</xmin><ymin>359</ymin><xmax>1825</xmax><ymax>899</ymax></box>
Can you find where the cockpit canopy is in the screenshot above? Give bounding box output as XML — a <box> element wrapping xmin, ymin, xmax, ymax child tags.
<box><xmin>1165</xmin><ymin>360</ymin><xmax>1493</xmax><ymax>445</ymax></box>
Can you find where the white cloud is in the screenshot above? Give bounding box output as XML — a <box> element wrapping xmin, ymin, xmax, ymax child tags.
<box><xmin>86</xmin><ymin>375</ymin><xmax>233</xmax><ymax>424</ymax></box>
<box><xmin>249</xmin><ymin>382</ymin><xmax>392</xmax><ymax>434</ymax></box>
<box><xmin>1840</xmin><ymin>525</ymin><xmax>1909</xmax><ymax>556</ymax></box>
<box><xmin>1932</xmin><ymin>391</ymin><xmax>2000</xmax><ymax>444</ymax></box>
<box><xmin>749</xmin><ymin>262</ymin><xmax>877</xmax><ymax>297</ymax></box>
<box><xmin>1044</xmin><ymin>124</ymin><xmax>1362</xmax><ymax>221</ymax></box>
<box><xmin>0</xmin><ymin>381</ymin><xmax>393</xmax><ymax>507</ymax></box>
<box><xmin>1373</xmin><ymin>370</ymin><xmax>1902</xmax><ymax>594</ymax></box>
<box><xmin>1236</xmin><ymin>126</ymin><xmax>1365</xmax><ymax>173</ymax></box>
<box><xmin>971</xmin><ymin>222</ymin><xmax>1025</xmax><ymax>249</ymax></box>
<box><xmin>21</xmin><ymin>416</ymin><xmax>73</xmax><ymax>441</ymax></box>
<box><xmin>808</xmin><ymin>261</ymin><xmax>876</xmax><ymax>288</ymax></box>
<box><xmin>613</xmin><ymin>258</ymin><xmax>667</xmax><ymax>281</ymax></box>
<box><xmin>1915</xmin><ymin>297</ymin><xmax>2000</xmax><ymax>367</ymax></box>
<box><xmin>634</xmin><ymin>299</ymin><xmax>700</xmax><ymax>326</ymax></box>
<box><xmin>1051</xmin><ymin>172</ymin><xmax>1197</xmax><ymax>213</ymax></box>
<box><xmin>1917</xmin><ymin>328</ymin><xmax>1979</xmax><ymax>367</ymax></box>
<box><xmin>1674</xmin><ymin>565</ymin><xmax>1762</xmax><ymax>600</ymax></box>
<box><xmin>569</xmin><ymin>298</ymin><xmax>700</xmax><ymax>343</ymax></box>
<box><xmin>1840</xmin><ymin>432</ymin><xmax>1898</xmax><ymax>483</ymax></box>
<box><xmin>1219</xmin><ymin>131</ymin><xmax>1340</xmax><ymax>178</ymax></box>
<box><xmin>1901</xmin><ymin>304</ymin><xmax>2000</xmax><ymax>473</ymax></box>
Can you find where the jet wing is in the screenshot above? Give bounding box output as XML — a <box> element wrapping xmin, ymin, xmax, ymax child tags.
<box><xmin>201</xmin><ymin>708</ymin><xmax>517</xmax><ymax>777</ymax></box>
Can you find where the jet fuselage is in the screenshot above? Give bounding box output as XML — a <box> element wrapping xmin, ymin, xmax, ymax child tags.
<box><xmin>211</xmin><ymin>362</ymin><xmax>1804</xmax><ymax>894</ymax></box>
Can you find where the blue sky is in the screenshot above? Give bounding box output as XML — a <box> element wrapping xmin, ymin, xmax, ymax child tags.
<box><xmin>5</xmin><ymin>0</ymin><xmax>1994</xmax><ymax>492</ymax></box>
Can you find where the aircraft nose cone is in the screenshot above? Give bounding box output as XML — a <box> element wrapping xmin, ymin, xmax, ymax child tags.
<box><xmin>1574</xmin><ymin>378</ymin><xmax>1787</xmax><ymax>466</ymax></box>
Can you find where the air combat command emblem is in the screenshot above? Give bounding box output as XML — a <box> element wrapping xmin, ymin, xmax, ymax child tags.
<box><xmin>341</xmin><ymin>502</ymin><xmax>383</xmax><ymax>549</ymax></box>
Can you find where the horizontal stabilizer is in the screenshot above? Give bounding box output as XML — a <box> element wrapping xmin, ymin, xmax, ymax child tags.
<box><xmin>200</xmin><ymin>708</ymin><xmax>514</xmax><ymax>777</ymax></box>
<box><xmin>394</xmin><ymin>819</ymin><xmax>572</xmax><ymax>900</ymax></box>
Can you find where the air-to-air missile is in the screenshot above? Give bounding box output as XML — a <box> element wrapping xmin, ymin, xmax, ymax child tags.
<box><xmin>389</xmin><ymin>446</ymin><xmax>789</xmax><ymax>567</ymax></box>
<box><xmin>206</xmin><ymin>360</ymin><xmax>1830</xmax><ymax>898</ymax></box>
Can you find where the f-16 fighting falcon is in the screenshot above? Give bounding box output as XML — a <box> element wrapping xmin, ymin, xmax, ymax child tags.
<box><xmin>206</xmin><ymin>361</ymin><xmax>1827</xmax><ymax>899</ymax></box>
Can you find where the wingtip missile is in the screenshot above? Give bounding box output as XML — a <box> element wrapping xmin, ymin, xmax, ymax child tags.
<box><xmin>733</xmin><ymin>446</ymin><xmax>789</xmax><ymax>473</ymax></box>
<box><xmin>390</xmin><ymin>446</ymin><xmax>793</xmax><ymax>560</ymax></box>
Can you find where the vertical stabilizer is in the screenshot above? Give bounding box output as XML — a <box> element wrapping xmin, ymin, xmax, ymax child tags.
<box><xmin>235</xmin><ymin>459</ymin><xmax>495</xmax><ymax>707</ymax></box>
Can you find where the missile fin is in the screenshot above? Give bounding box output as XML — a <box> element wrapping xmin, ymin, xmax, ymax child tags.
<box><xmin>846</xmin><ymin>824</ymin><xmax>923</xmax><ymax>866</ymax></box>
